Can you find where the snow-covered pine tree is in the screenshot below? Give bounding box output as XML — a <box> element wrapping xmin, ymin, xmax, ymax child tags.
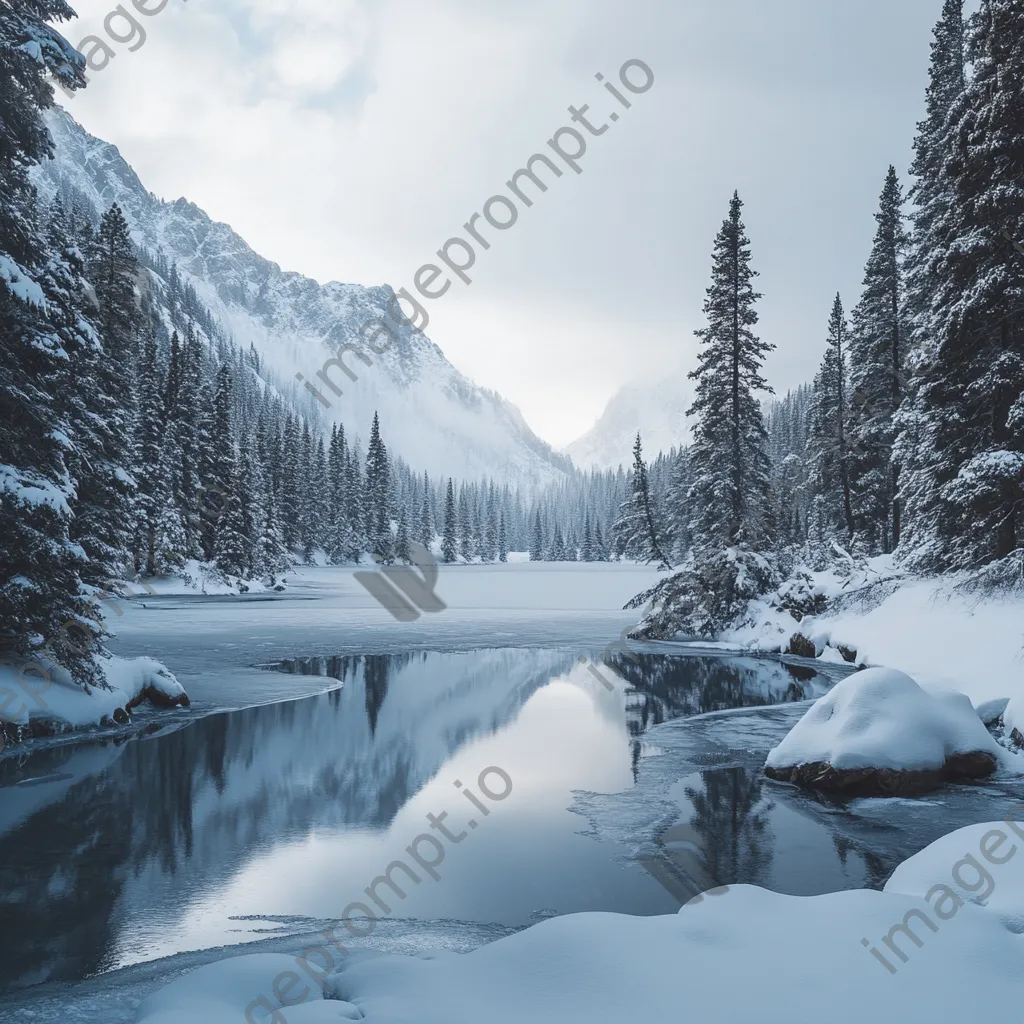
<box><xmin>580</xmin><ymin>512</ymin><xmax>595</xmax><ymax>561</ymax></box>
<box><xmin>664</xmin><ymin>448</ymin><xmax>692</xmax><ymax>561</ymax></box>
<box><xmin>547</xmin><ymin>523</ymin><xmax>567</xmax><ymax>561</ymax></box>
<box><xmin>418</xmin><ymin>471</ymin><xmax>434</xmax><ymax>550</ymax></box>
<box><xmin>0</xmin><ymin>1</ymin><xmax>106</xmax><ymax>683</ymax></box>
<box><xmin>529</xmin><ymin>509</ymin><xmax>544</xmax><ymax>561</ymax></box>
<box><xmin>481</xmin><ymin>483</ymin><xmax>498</xmax><ymax>562</ymax></box>
<box><xmin>40</xmin><ymin>199</ymin><xmax>123</xmax><ymax>590</ymax></box>
<box><xmin>806</xmin><ymin>294</ymin><xmax>854</xmax><ymax>546</ymax></box>
<box><xmin>214</xmin><ymin>457</ymin><xmax>248</xmax><ymax>578</ymax></box>
<box><xmin>56</xmin><ymin>200</ymin><xmax>138</xmax><ymax>587</ymax></box>
<box><xmin>904</xmin><ymin>0</ymin><xmax>966</xmax><ymax>366</ymax></box>
<box><xmin>613</xmin><ymin>433</ymin><xmax>672</xmax><ymax>569</ymax></box>
<box><xmin>895</xmin><ymin>1</ymin><xmax>967</xmax><ymax>568</ymax></box>
<box><xmin>256</xmin><ymin>500</ymin><xmax>287</xmax><ymax>585</ymax></box>
<box><xmin>395</xmin><ymin>504</ymin><xmax>412</xmax><ymax>563</ymax></box>
<box><xmin>345</xmin><ymin>443</ymin><xmax>367</xmax><ymax>561</ymax></box>
<box><xmin>238</xmin><ymin>446</ymin><xmax>264</xmax><ymax>577</ymax></box>
<box><xmin>498</xmin><ymin>508</ymin><xmax>508</xmax><ymax>562</ymax></box>
<box><xmin>132</xmin><ymin>321</ymin><xmax>169</xmax><ymax>576</ymax></box>
<box><xmin>298</xmin><ymin>421</ymin><xmax>315</xmax><ymax>562</ymax></box>
<box><xmin>278</xmin><ymin>416</ymin><xmax>301</xmax><ymax>551</ymax></box>
<box><xmin>686</xmin><ymin>193</ymin><xmax>774</xmax><ymax>556</ymax></box>
<box><xmin>325</xmin><ymin>424</ymin><xmax>341</xmax><ymax>561</ymax></box>
<box><xmin>309</xmin><ymin>435</ymin><xmax>328</xmax><ymax>559</ymax></box>
<box><xmin>457</xmin><ymin>483</ymin><xmax>473</xmax><ymax>562</ymax></box>
<box><xmin>900</xmin><ymin>0</ymin><xmax>1024</xmax><ymax>569</ymax></box>
<box><xmin>441</xmin><ymin>478</ymin><xmax>458</xmax><ymax>564</ymax></box>
<box><xmin>628</xmin><ymin>194</ymin><xmax>775</xmax><ymax>638</ymax></box>
<box><xmin>846</xmin><ymin>167</ymin><xmax>908</xmax><ymax>554</ymax></box>
<box><xmin>200</xmin><ymin>363</ymin><xmax>235</xmax><ymax>560</ymax></box>
<box><xmin>365</xmin><ymin>413</ymin><xmax>393</xmax><ymax>563</ymax></box>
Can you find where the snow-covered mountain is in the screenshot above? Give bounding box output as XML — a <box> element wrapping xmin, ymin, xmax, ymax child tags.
<box><xmin>564</xmin><ymin>372</ymin><xmax>694</xmax><ymax>470</ymax></box>
<box><xmin>35</xmin><ymin>109</ymin><xmax>571</xmax><ymax>488</ymax></box>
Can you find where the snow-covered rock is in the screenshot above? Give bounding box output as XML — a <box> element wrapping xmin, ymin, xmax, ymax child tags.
<box><xmin>885</xmin><ymin>819</ymin><xmax>1024</xmax><ymax>934</ymax></box>
<box><xmin>764</xmin><ymin>668</ymin><xmax>1000</xmax><ymax>796</ymax></box>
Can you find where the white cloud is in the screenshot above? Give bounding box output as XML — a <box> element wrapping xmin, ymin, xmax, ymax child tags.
<box><xmin>53</xmin><ymin>0</ymin><xmax>941</xmax><ymax>450</ymax></box>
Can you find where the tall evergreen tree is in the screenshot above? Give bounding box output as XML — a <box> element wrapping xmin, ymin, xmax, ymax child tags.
<box><xmin>133</xmin><ymin>323</ymin><xmax>169</xmax><ymax>576</ymax></box>
<box><xmin>418</xmin><ymin>472</ymin><xmax>434</xmax><ymax>550</ymax></box>
<box><xmin>896</xmin><ymin>1</ymin><xmax>968</xmax><ymax>567</ymax></box>
<box><xmin>529</xmin><ymin>509</ymin><xmax>544</xmax><ymax>561</ymax></box>
<box><xmin>807</xmin><ymin>294</ymin><xmax>854</xmax><ymax>544</ymax></box>
<box><xmin>498</xmin><ymin>508</ymin><xmax>508</xmax><ymax>562</ymax></box>
<box><xmin>395</xmin><ymin>504</ymin><xmax>412</xmax><ymax>563</ymax></box>
<box><xmin>365</xmin><ymin>413</ymin><xmax>393</xmax><ymax>562</ymax></box>
<box><xmin>278</xmin><ymin>416</ymin><xmax>301</xmax><ymax>550</ymax></box>
<box><xmin>613</xmin><ymin>434</ymin><xmax>672</xmax><ymax>569</ymax></box>
<box><xmin>547</xmin><ymin>522</ymin><xmax>567</xmax><ymax>561</ymax></box>
<box><xmin>899</xmin><ymin>0</ymin><xmax>1024</xmax><ymax>568</ymax></box>
<box><xmin>686</xmin><ymin>192</ymin><xmax>775</xmax><ymax>555</ymax></box>
<box><xmin>214</xmin><ymin>456</ymin><xmax>248</xmax><ymax>578</ymax></box>
<box><xmin>0</xmin><ymin>1</ymin><xmax>102</xmax><ymax>682</ymax></box>
<box><xmin>580</xmin><ymin>512</ymin><xmax>595</xmax><ymax>562</ymax></box>
<box><xmin>345</xmin><ymin>445</ymin><xmax>367</xmax><ymax>561</ymax></box>
<box><xmin>846</xmin><ymin>167</ymin><xmax>908</xmax><ymax>553</ymax></box>
<box><xmin>201</xmin><ymin>363</ymin><xmax>235</xmax><ymax>560</ymax></box>
<box><xmin>441</xmin><ymin>478</ymin><xmax>458</xmax><ymax>564</ymax></box>
<box><xmin>457</xmin><ymin>484</ymin><xmax>473</xmax><ymax>562</ymax></box>
<box><xmin>59</xmin><ymin>201</ymin><xmax>139</xmax><ymax>586</ymax></box>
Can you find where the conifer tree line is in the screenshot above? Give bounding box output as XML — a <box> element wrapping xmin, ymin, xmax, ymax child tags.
<box><xmin>797</xmin><ymin>0</ymin><xmax>1022</xmax><ymax>573</ymax></box>
<box><xmin>627</xmin><ymin>0</ymin><xmax>1023</xmax><ymax>639</ymax></box>
<box><xmin>628</xmin><ymin>1</ymin><xmax>1022</xmax><ymax>636</ymax></box>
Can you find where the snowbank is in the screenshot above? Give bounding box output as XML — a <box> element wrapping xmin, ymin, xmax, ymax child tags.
<box><xmin>721</xmin><ymin>565</ymin><xmax>1024</xmax><ymax>711</ymax></box>
<box><xmin>764</xmin><ymin>668</ymin><xmax>1001</xmax><ymax>795</ymax></box>
<box><xmin>0</xmin><ymin>653</ymin><xmax>187</xmax><ymax>749</ymax></box>
<box><xmin>885</xmin><ymin>819</ymin><xmax>1024</xmax><ymax>934</ymax></box>
<box><xmin>135</xmin><ymin>559</ymin><xmax>284</xmax><ymax>597</ymax></box>
<box><xmin>135</xmin><ymin>953</ymin><xmax>361</xmax><ymax>1024</ymax></box>
<box><xmin>136</xmin><ymin>880</ymin><xmax>1024</xmax><ymax>1023</ymax></box>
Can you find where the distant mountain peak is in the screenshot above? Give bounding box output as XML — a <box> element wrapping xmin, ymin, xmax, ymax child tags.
<box><xmin>564</xmin><ymin>371</ymin><xmax>693</xmax><ymax>470</ymax></box>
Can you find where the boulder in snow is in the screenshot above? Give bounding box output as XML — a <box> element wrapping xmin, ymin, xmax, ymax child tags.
<box><xmin>784</xmin><ymin>632</ymin><xmax>817</xmax><ymax>658</ymax></box>
<box><xmin>764</xmin><ymin>668</ymin><xmax>999</xmax><ymax>797</ymax></box>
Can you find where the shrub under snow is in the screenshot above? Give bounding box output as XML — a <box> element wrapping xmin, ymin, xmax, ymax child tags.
<box><xmin>627</xmin><ymin>547</ymin><xmax>779</xmax><ymax>640</ymax></box>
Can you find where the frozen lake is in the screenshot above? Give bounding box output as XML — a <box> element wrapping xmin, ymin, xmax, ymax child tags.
<box><xmin>1</xmin><ymin>565</ymin><xmax>1018</xmax><ymax>1020</ymax></box>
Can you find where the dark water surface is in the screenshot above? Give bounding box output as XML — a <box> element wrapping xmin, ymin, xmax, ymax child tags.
<box><xmin>0</xmin><ymin>646</ymin><xmax>988</xmax><ymax>996</ymax></box>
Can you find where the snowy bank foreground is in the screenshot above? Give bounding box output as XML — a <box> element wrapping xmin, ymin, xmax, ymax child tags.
<box><xmin>0</xmin><ymin>654</ymin><xmax>188</xmax><ymax>750</ymax></box>
<box><xmin>138</xmin><ymin>816</ymin><xmax>1024</xmax><ymax>1023</ymax></box>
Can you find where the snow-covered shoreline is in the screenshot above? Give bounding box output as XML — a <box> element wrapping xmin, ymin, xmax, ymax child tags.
<box><xmin>131</xmin><ymin>813</ymin><xmax>1024</xmax><ymax>1023</ymax></box>
<box><xmin>0</xmin><ymin>654</ymin><xmax>188</xmax><ymax>751</ymax></box>
<box><xmin>702</xmin><ymin>562</ymin><xmax>1024</xmax><ymax>712</ymax></box>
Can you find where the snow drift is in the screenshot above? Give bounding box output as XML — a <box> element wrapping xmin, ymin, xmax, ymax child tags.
<box><xmin>885</xmin><ymin>819</ymin><xmax>1024</xmax><ymax>934</ymax></box>
<box><xmin>136</xmin><ymin>876</ymin><xmax>1024</xmax><ymax>1023</ymax></box>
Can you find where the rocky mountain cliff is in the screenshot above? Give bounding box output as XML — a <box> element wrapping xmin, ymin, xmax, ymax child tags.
<box><xmin>35</xmin><ymin>109</ymin><xmax>571</xmax><ymax>488</ymax></box>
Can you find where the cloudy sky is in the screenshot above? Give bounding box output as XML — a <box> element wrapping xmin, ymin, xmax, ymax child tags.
<box><xmin>55</xmin><ymin>0</ymin><xmax>958</xmax><ymax>448</ymax></box>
